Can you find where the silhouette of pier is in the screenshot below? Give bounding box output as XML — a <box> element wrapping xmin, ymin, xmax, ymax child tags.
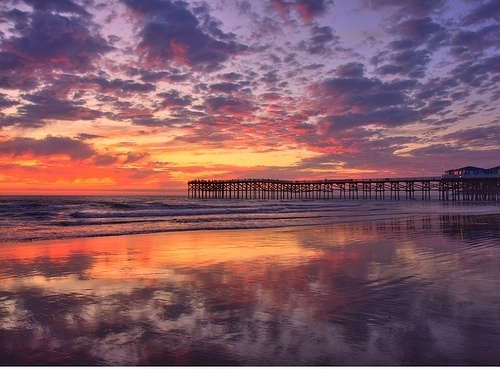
<box><xmin>188</xmin><ymin>177</ymin><xmax>500</xmax><ymax>201</ymax></box>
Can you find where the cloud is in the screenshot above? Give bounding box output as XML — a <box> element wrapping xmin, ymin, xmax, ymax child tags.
<box><xmin>335</xmin><ymin>62</ymin><xmax>365</xmax><ymax>78</ymax></box>
<box><xmin>122</xmin><ymin>0</ymin><xmax>248</xmax><ymax>72</ymax></box>
<box><xmin>442</xmin><ymin>124</ymin><xmax>500</xmax><ymax>147</ymax></box>
<box><xmin>94</xmin><ymin>154</ymin><xmax>118</xmax><ymax>166</ymax></box>
<box><xmin>77</xmin><ymin>133</ymin><xmax>105</xmax><ymax>140</ymax></box>
<box><xmin>22</xmin><ymin>0</ymin><xmax>91</xmax><ymax>17</ymax></box>
<box><xmin>90</xmin><ymin>77</ymin><xmax>156</xmax><ymax>94</ymax></box>
<box><xmin>3</xmin><ymin>8</ymin><xmax>30</xmax><ymax>31</ymax></box>
<box><xmin>155</xmin><ymin>90</ymin><xmax>193</xmax><ymax>111</ymax></box>
<box><xmin>0</xmin><ymin>136</ymin><xmax>95</xmax><ymax>160</ymax></box>
<box><xmin>450</xmin><ymin>55</ymin><xmax>500</xmax><ymax>89</ymax></box>
<box><xmin>123</xmin><ymin>152</ymin><xmax>150</xmax><ymax>164</ymax></box>
<box><xmin>388</xmin><ymin>17</ymin><xmax>448</xmax><ymax>51</ymax></box>
<box><xmin>209</xmin><ymin>82</ymin><xmax>241</xmax><ymax>94</ymax></box>
<box><xmin>0</xmin><ymin>11</ymin><xmax>112</xmax><ymax>78</ymax></box>
<box><xmin>11</xmin><ymin>90</ymin><xmax>103</xmax><ymax>126</ymax></box>
<box><xmin>308</xmin><ymin>69</ymin><xmax>415</xmax><ymax>117</ymax></box>
<box><xmin>360</xmin><ymin>0</ymin><xmax>447</xmax><ymax>19</ymax></box>
<box><xmin>218</xmin><ymin>72</ymin><xmax>244</xmax><ymax>81</ymax></box>
<box><xmin>450</xmin><ymin>25</ymin><xmax>500</xmax><ymax>60</ymax></box>
<box><xmin>128</xmin><ymin>168</ymin><xmax>155</xmax><ymax>179</ymax></box>
<box><xmin>204</xmin><ymin>96</ymin><xmax>256</xmax><ymax>117</ymax></box>
<box><xmin>136</xmin><ymin>70</ymin><xmax>191</xmax><ymax>83</ymax></box>
<box><xmin>297</xmin><ymin>24</ymin><xmax>338</xmax><ymax>55</ymax></box>
<box><xmin>0</xmin><ymin>0</ymin><xmax>499</xmax><ymax>187</ymax></box>
<box><xmin>0</xmin><ymin>93</ymin><xmax>18</xmax><ymax>109</ymax></box>
<box><xmin>271</xmin><ymin>0</ymin><xmax>333</xmax><ymax>22</ymax></box>
<box><xmin>374</xmin><ymin>49</ymin><xmax>431</xmax><ymax>78</ymax></box>
<box><xmin>462</xmin><ymin>0</ymin><xmax>500</xmax><ymax>26</ymax></box>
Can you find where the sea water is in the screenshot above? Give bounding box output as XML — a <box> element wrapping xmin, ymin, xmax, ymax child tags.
<box><xmin>0</xmin><ymin>196</ymin><xmax>499</xmax><ymax>365</ymax></box>
<box><xmin>1</xmin><ymin>195</ymin><xmax>499</xmax><ymax>243</ymax></box>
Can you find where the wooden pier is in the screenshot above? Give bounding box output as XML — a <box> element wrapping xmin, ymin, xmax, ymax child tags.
<box><xmin>188</xmin><ymin>177</ymin><xmax>500</xmax><ymax>201</ymax></box>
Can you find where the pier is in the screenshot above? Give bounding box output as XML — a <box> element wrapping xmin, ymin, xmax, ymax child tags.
<box><xmin>188</xmin><ymin>177</ymin><xmax>500</xmax><ymax>201</ymax></box>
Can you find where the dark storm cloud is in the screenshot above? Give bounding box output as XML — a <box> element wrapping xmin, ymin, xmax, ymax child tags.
<box><xmin>0</xmin><ymin>136</ymin><xmax>95</xmax><ymax>160</ymax></box>
<box><xmin>0</xmin><ymin>11</ymin><xmax>112</xmax><ymax>77</ymax></box>
<box><xmin>122</xmin><ymin>0</ymin><xmax>248</xmax><ymax>72</ymax></box>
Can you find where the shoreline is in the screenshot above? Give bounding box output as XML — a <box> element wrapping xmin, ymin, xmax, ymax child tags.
<box><xmin>3</xmin><ymin>205</ymin><xmax>500</xmax><ymax>248</ymax></box>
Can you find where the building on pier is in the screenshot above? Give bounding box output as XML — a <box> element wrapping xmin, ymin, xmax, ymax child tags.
<box><xmin>486</xmin><ymin>166</ymin><xmax>500</xmax><ymax>177</ymax></box>
<box><xmin>443</xmin><ymin>165</ymin><xmax>500</xmax><ymax>178</ymax></box>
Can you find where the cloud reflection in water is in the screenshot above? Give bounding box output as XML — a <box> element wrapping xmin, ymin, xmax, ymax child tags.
<box><xmin>1</xmin><ymin>214</ymin><xmax>499</xmax><ymax>365</ymax></box>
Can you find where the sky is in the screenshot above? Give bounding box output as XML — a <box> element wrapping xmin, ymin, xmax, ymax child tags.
<box><xmin>0</xmin><ymin>0</ymin><xmax>499</xmax><ymax>195</ymax></box>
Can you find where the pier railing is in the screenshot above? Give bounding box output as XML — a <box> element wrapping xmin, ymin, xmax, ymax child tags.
<box><xmin>187</xmin><ymin>177</ymin><xmax>500</xmax><ymax>201</ymax></box>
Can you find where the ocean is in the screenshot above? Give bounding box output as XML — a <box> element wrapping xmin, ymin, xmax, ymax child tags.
<box><xmin>1</xmin><ymin>195</ymin><xmax>500</xmax><ymax>243</ymax></box>
<box><xmin>1</xmin><ymin>196</ymin><xmax>500</xmax><ymax>365</ymax></box>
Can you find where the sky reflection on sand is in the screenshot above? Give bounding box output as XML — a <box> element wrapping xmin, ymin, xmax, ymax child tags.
<box><xmin>1</xmin><ymin>214</ymin><xmax>500</xmax><ymax>365</ymax></box>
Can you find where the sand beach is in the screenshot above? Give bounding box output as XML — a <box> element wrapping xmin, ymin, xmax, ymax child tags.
<box><xmin>1</xmin><ymin>211</ymin><xmax>500</xmax><ymax>365</ymax></box>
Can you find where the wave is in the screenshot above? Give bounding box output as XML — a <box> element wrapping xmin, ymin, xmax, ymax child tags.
<box><xmin>1</xmin><ymin>195</ymin><xmax>499</xmax><ymax>243</ymax></box>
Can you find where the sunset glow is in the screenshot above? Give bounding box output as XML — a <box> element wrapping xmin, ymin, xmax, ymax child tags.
<box><xmin>1</xmin><ymin>0</ymin><xmax>499</xmax><ymax>195</ymax></box>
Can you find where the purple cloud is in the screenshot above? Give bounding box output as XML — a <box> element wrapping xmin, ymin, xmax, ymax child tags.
<box><xmin>0</xmin><ymin>11</ymin><xmax>112</xmax><ymax>77</ymax></box>
<box><xmin>272</xmin><ymin>0</ymin><xmax>333</xmax><ymax>22</ymax></box>
<box><xmin>462</xmin><ymin>0</ymin><xmax>500</xmax><ymax>26</ymax></box>
<box><xmin>0</xmin><ymin>136</ymin><xmax>95</xmax><ymax>160</ymax></box>
<box><xmin>121</xmin><ymin>0</ymin><xmax>247</xmax><ymax>72</ymax></box>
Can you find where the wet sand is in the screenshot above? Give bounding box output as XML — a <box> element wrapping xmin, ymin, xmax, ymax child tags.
<box><xmin>1</xmin><ymin>213</ymin><xmax>500</xmax><ymax>365</ymax></box>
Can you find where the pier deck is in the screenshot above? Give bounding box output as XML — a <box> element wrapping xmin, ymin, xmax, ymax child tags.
<box><xmin>188</xmin><ymin>177</ymin><xmax>500</xmax><ymax>201</ymax></box>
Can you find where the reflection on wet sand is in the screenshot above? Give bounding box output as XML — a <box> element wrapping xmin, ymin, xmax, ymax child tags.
<box><xmin>1</xmin><ymin>214</ymin><xmax>499</xmax><ymax>365</ymax></box>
